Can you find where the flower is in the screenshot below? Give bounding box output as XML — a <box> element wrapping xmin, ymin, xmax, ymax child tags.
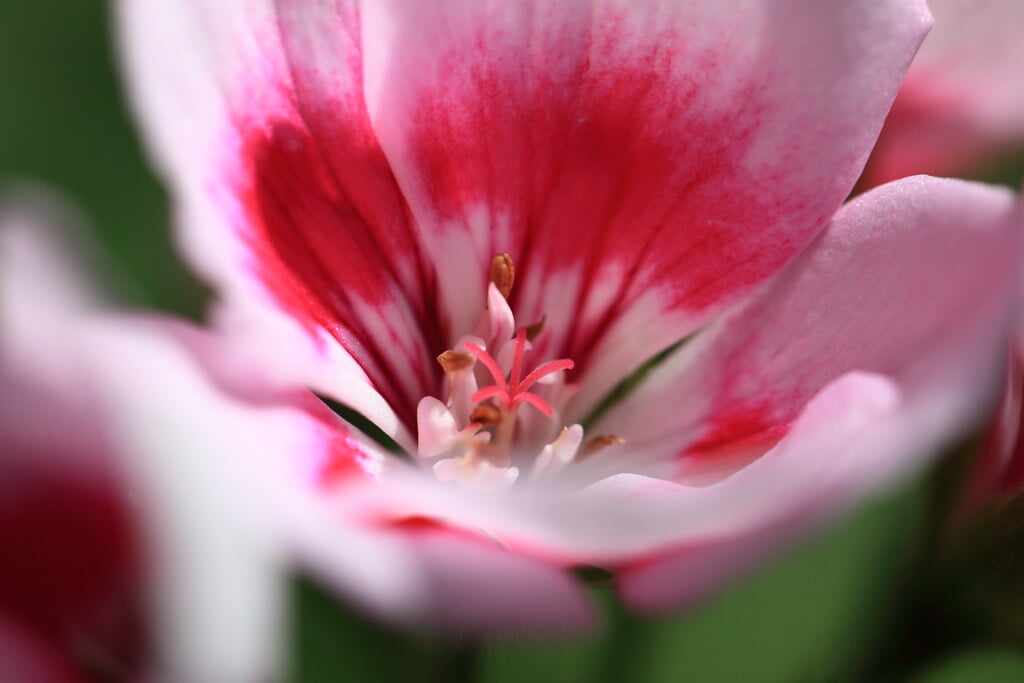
<box><xmin>119</xmin><ymin>0</ymin><xmax>1021</xmax><ymax>630</ymax></box>
<box><xmin>855</xmin><ymin>0</ymin><xmax>1024</xmax><ymax>514</ymax></box>
<box><xmin>0</xmin><ymin>190</ymin><xmax>287</xmax><ymax>681</ymax></box>
<box><xmin>862</xmin><ymin>0</ymin><xmax>1024</xmax><ymax>187</ymax></box>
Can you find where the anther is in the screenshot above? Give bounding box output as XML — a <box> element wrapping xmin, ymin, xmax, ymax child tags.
<box><xmin>578</xmin><ymin>435</ymin><xmax>626</xmax><ymax>459</ymax></box>
<box><xmin>437</xmin><ymin>350</ymin><xmax>474</xmax><ymax>374</ymax></box>
<box><xmin>469</xmin><ymin>404</ymin><xmax>503</xmax><ymax>426</ymax></box>
<box><xmin>489</xmin><ymin>253</ymin><xmax>516</xmax><ymax>300</ymax></box>
<box><xmin>523</xmin><ymin>315</ymin><xmax>546</xmax><ymax>341</ymax></box>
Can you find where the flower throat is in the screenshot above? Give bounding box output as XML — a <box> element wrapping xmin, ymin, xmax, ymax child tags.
<box><xmin>414</xmin><ymin>254</ymin><xmax>622</xmax><ymax>489</ymax></box>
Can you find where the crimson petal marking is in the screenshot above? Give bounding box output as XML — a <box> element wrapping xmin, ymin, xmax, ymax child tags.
<box><xmin>237</xmin><ymin>119</ymin><xmax>437</xmax><ymax>427</ymax></box>
<box><xmin>362</xmin><ymin>0</ymin><xmax>932</xmax><ymax>419</ymax></box>
<box><xmin>121</xmin><ymin>0</ymin><xmax>930</xmax><ymax>431</ymax></box>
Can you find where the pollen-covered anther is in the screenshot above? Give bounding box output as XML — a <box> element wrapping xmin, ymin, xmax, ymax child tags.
<box><xmin>437</xmin><ymin>349</ymin><xmax>474</xmax><ymax>374</ymax></box>
<box><xmin>578</xmin><ymin>434</ymin><xmax>626</xmax><ymax>459</ymax></box>
<box><xmin>489</xmin><ymin>252</ymin><xmax>516</xmax><ymax>300</ymax></box>
<box><xmin>469</xmin><ymin>404</ymin><xmax>502</xmax><ymax>426</ymax></box>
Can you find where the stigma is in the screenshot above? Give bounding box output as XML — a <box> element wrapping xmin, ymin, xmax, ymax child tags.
<box><xmin>414</xmin><ymin>254</ymin><xmax>618</xmax><ymax>490</ymax></box>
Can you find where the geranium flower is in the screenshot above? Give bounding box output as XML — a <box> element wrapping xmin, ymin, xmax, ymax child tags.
<box><xmin>863</xmin><ymin>0</ymin><xmax>1024</xmax><ymax>187</ymax></box>
<box><xmin>119</xmin><ymin>0</ymin><xmax>1021</xmax><ymax>630</ymax></box>
<box><xmin>856</xmin><ymin>0</ymin><xmax>1024</xmax><ymax>515</ymax></box>
<box><xmin>0</xmin><ymin>191</ymin><xmax>288</xmax><ymax>680</ymax></box>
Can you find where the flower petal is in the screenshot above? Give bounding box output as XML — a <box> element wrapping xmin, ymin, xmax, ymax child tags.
<box><xmin>119</xmin><ymin>0</ymin><xmax>931</xmax><ymax>426</ymax></box>
<box><xmin>0</xmin><ymin>617</ymin><xmax>85</xmax><ymax>683</ymax></box>
<box><xmin>375</xmin><ymin>525</ymin><xmax>594</xmax><ymax>636</ymax></box>
<box><xmin>79</xmin><ymin>318</ymin><xmax>408</xmax><ymax>679</ymax></box>
<box><xmin>79</xmin><ymin>319</ymin><xmax>292</xmax><ymax>682</ymax></box>
<box><xmin>0</xmin><ymin>187</ymin><xmax>104</xmax><ymax>396</ymax></box>
<box><xmin>594</xmin><ymin>176</ymin><xmax>1021</xmax><ymax>482</ymax></box>
<box><xmin>339</xmin><ymin>371</ymin><xmax>903</xmax><ymax>566</ymax></box>
<box><xmin>360</xmin><ymin>0</ymin><xmax>931</xmax><ymax>415</ymax></box>
<box><xmin>116</xmin><ymin>0</ymin><xmax>413</xmax><ymax>438</ymax></box>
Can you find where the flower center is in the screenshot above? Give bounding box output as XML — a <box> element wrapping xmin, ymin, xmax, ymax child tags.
<box><xmin>414</xmin><ymin>254</ymin><xmax>619</xmax><ymax>489</ymax></box>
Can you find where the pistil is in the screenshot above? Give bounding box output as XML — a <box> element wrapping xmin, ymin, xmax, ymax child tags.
<box><xmin>415</xmin><ymin>253</ymin><xmax>622</xmax><ymax>489</ymax></box>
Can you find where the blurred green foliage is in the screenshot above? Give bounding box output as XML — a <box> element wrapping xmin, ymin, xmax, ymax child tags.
<box><xmin>0</xmin><ymin>0</ymin><xmax>204</xmax><ymax>316</ymax></box>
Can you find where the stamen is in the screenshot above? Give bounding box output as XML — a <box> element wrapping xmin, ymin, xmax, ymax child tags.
<box><xmin>437</xmin><ymin>350</ymin><xmax>474</xmax><ymax>374</ymax></box>
<box><xmin>469</xmin><ymin>405</ymin><xmax>502</xmax><ymax>426</ymax></box>
<box><xmin>424</xmin><ymin>254</ymin><xmax>588</xmax><ymax>490</ymax></box>
<box><xmin>524</xmin><ymin>315</ymin><xmax>547</xmax><ymax>341</ymax></box>
<box><xmin>578</xmin><ymin>434</ymin><xmax>626</xmax><ymax>459</ymax></box>
<box><xmin>489</xmin><ymin>253</ymin><xmax>516</xmax><ymax>299</ymax></box>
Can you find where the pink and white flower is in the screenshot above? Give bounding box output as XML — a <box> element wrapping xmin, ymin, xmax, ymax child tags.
<box><xmin>0</xmin><ymin>192</ymin><xmax>288</xmax><ymax>681</ymax></box>
<box><xmin>863</xmin><ymin>0</ymin><xmax>1024</xmax><ymax>187</ymax></box>
<box><xmin>857</xmin><ymin>0</ymin><xmax>1024</xmax><ymax>514</ymax></box>
<box><xmin>119</xmin><ymin>0</ymin><xmax>1021</xmax><ymax>629</ymax></box>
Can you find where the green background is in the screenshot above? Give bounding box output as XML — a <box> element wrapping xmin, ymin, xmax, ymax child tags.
<box><xmin>4</xmin><ymin>3</ymin><xmax>1024</xmax><ymax>681</ymax></box>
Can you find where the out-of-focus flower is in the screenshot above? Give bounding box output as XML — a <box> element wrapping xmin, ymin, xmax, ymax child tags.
<box><xmin>0</xmin><ymin>191</ymin><xmax>288</xmax><ymax>681</ymax></box>
<box><xmin>862</xmin><ymin>0</ymin><xmax>1024</xmax><ymax>188</ymax></box>
<box><xmin>856</xmin><ymin>0</ymin><xmax>1024</xmax><ymax>523</ymax></box>
<box><xmin>118</xmin><ymin>0</ymin><xmax>1021</xmax><ymax>630</ymax></box>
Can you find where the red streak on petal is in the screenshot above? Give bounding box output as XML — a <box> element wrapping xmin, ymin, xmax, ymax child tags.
<box><xmin>310</xmin><ymin>400</ymin><xmax>378</xmax><ymax>488</ymax></box>
<box><xmin>678</xmin><ymin>422</ymin><xmax>790</xmax><ymax>485</ymax></box>
<box><xmin>682</xmin><ymin>404</ymin><xmax>790</xmax><ymax>479</ymax></box>
<box><xmin>398</xmin><ymin>26</ymin><xmax>802</xmax><ymax>373</ymax></box>
<box><xmin>389</xmin><ymin>515</ymin><xmax>444</xmax><ymax>532</ymax></box>
<box><xmin>236</xmin><ymin>117</ymin><xmax>438</xmax><ymax>428</ymax></box>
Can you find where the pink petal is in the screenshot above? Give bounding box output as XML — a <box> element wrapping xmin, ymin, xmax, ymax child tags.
<box><xmin>117</xmin><ymin>0</ymin><xmax>412</xmax><ymax>439</ymax></box>
<box><xmin>0</xmin><ymin>380</ymin><xmax>148</xmax><ymax>678</ymax></box>
<box><xmin>83</xmin><ymin>318</ymin><xmax>515</xmax><ymax>647</ymax></box>
<box><xmin>81</xmin><ymin>318</ymin><xmax>300</xmax><ymax>682</ymax></box>
<box><xmin>615</xmin><ymin>373</ymin><xmax>903</xmax><ymax>611</ymax></box>
<box><xmin>0</xmin><ymin>187</ymin><xmax>104</xmax><ymax>397</ymax></box>
<box><xmin>864</xmin><ymin>0</ymin><xmax>1024</xmax><ymax>186</ymax></box>
<box><xmin>119</xmin><ymin>0</ymin><xmax>931</xmax><ymax>428</ymax></box>
<box><xmin>331</xmin><ymin>524</ymin><xmax>595</xmax><ymax>636</ymax></box>
<box><xmin>595</xmin><ymin>176</ymin><xmax>1020</xmax><ymax>482</ymax></box>
<box><xmin>1</xmin><ymin>193</ymin><xmax>151</xmax><ymax>677</ymax></box>
<box><xmin>361</xmin><ymin>0</ymin><xmax>931</xmax><ymax>416</ymax></box>
<box><xmin>341</xmin><ymin>372</ymin><xmax>903</xmax><ymax>566</ymax></box>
